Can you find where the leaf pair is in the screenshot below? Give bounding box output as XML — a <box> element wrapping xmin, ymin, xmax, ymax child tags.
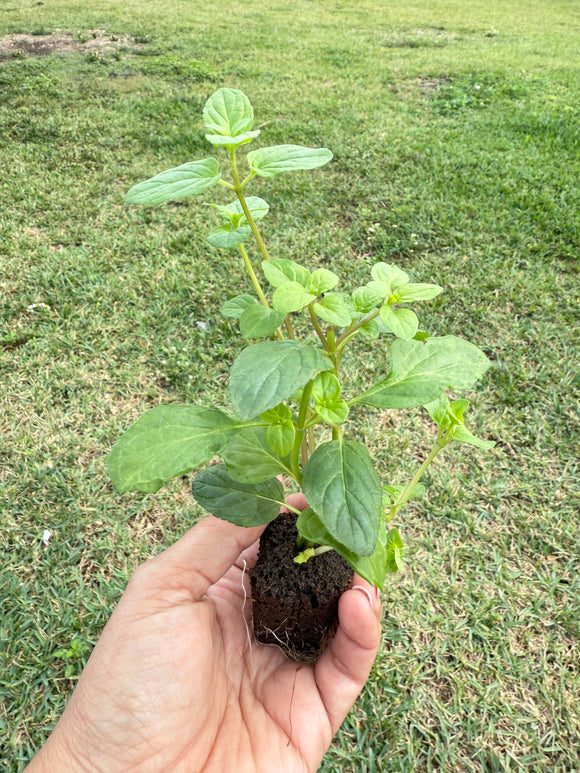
<box><xmin>425</xmin><ymin>394</ymin><xmax>495</xmax><ymax>449</ymax></box>
<box><xmin>366</xmin><ymin>263</ymin><xmax>442</xmax><ymax>342</ymax></box>
<box><xmin>125</xmin><ymin>88</ymin><xmax>332</xmax><ymax>206</ymax></box>
<box><xmin>107</xmin><ymin>340</ymin><xmax>333</xmax><ymax>493</ymax></box>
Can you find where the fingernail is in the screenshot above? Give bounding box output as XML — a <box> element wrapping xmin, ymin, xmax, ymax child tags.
<box><xmin>352</xmin><ymin>585</ymin><xmax>374</xmax><ymax>610</ymax></box>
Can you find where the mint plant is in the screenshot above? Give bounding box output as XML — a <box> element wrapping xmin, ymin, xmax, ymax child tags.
<box><xmin>107</xmin><ymin>88</ymin><xmax>494</xmax><ymax>589</ymax></box>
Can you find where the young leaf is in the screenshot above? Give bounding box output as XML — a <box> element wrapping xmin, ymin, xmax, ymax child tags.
<box><xmin>352</xmin><ymin>286</ymin><xmax>383</xmax><ymax>313</ymax></box>
<box><xmin>221</xmin><ymin>294</ymin><xmax>257</xmax><ymax>320</ymax></box>
<box><xmin>261</xmin><ymin>258</ymin><xmax>311</xmax><ymax>288</ymax></box>
<box><xmin>205</xmin><ymin>130</ymin><xmax>260</xmax><ymax>149</ymax></box>
<box><xmin>107</xmin><ymin>406</ymin><xmax>240</xmax><ymax>494</ymax></box>
<box><xmin>371</xmin><ymin>263</ymin><xmax>409</xmax><ymax>294</ymax></box>
<box><xmin>191</xmin><ymin>465</ymin><xmax>284</xmax><ymax>526</ymax></box>
<box><xmin>385</xmin><ymin>528</ymin><xmax>405</xmax><ymax>574</ymax></box>
<box><xmin>354</xmin><ymin>336</ymin><xmax>491</xmax><ymax>409</ymax></box>
<box><xmin>423</xmin><ymin>393</ymin><xmax>451</xmax><ymax>426</ymax></box>
<box><xmin>247</xmin><ymin>145</ymin><xmax>333</xmax><ymax>179</ymax></box>
<box><xmin>302</xmin><ymin>440</ymin><xmax>381</xmax><ymax>556</ymax></box>
<box><xmin>203</xmin><ymin>88</ymin><xmax>254</xmax><ymax>138</ymax></box>
<box><xmin>212</xmin><ymin>196</ymin><xmax>269</xmax><ymax>226</ymax></box>
<box><xmin>312</xmin><ymin>372</ymin><xmax>341</xmax><ymax>403</ymax></box>
<box><xmin>207</xmin><ymin>224</ymin><xmax>252</xmax><ymax>249</ymax></box>
<box><xmin>239</xmin><ymin>304</ymin><xmax>285</xmax><ymax>339</ymax></box>
<box><xmin>307</xmin><ymin>269</ymin><xmax>339</xmax><ymax>295</ymax></box>
<box><xmin>395</xmin><ymin>283</ymin><xmax>443</xmax><ymax>302</ymax></box>
<box><xmin>222</xmin><ymin>429</ymin><xmax>292</xmax><ymax>483</ymax></box>
<box><xmin>452</xmin><ymin>425</ymin><xmax>496</xmax><ymax>449</ymax></box>
<box><xmin>312</xmin><ymin>373</ymin><xmax>348</xmax><ymax>424</ymax></box>
<box><xmin>125</xmin><ymin>159</ymin><xmax>221</xmax><ymax>205</ymax></box>
<box><xmin>359</xmin><ymin>319</ymin><xmax>380</xmax><ymax>339</ymax></box>
<box><xmin>272</xmin><ymin>282</ymin><xmax>317</xmax><ymax>314</ymax></box>
<box><xmin>314</xmin><ymin>294</ymin><xmax>352</xmax><ymax>327</ymax></box>
<box><xmin>261</xmin><ymin>405</ymin><xmax>296</xmax><ymax>456</ymax></box>
<box><xmin>229</xmin><ymin>341</ymin><xmax>332</xmax><ymax>420</ymax></box>
<box><xmin>379</xmin><ymin>305</ymin><xmax>419</xmax><ymax>341</ymax></box>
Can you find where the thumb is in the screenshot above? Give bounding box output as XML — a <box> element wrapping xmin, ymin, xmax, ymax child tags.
<box><xmin>313</xmin><ymin>576</ymin><xmax>382</xmax><ymax>734</ymax></box>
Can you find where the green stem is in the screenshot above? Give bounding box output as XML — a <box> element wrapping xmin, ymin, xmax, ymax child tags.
<box><xmin>336</xmin><ymin>308</ymin><xmax>381</xmax><ymax>349</ymax></box>
<box><xmin>308</xmin><ymin>304</ymin><xmax>330</xmax><ymax>352</ymax></box>
<box><xmin>237</xmin><ymin>244</ymin><xmax>269</xmax><ymax>307</ymax></box>
<box><xmin>229</xmin><ymin>149</ymin><xmax>274</xmax><ymax>262</ymax></box>
<box><xmin>390</xmin><ymin>435</ymin><xmax>447</xmax><ymax>519</ymax></box>
<box><xmin>291</xmin><ymin>380</ymin><xmax>314</xmax><ymax>481</ymax></box>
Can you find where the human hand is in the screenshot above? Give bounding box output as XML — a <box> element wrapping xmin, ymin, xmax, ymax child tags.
<box><xmin>28</xmin><ymin>496</ymin><xmax>382</xmax><ymax>773</ymax></box>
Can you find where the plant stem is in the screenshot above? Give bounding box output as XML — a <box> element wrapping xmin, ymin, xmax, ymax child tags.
<box><xmin>336</xmin><ymin>308</ymin><xmax>381</xmax><ymax>349</ymax></box>
<box><xmin>390</xmin><ymin>436</ymin><xmax>447</xmax><ymax>519</ymax></box>
<box><xmin>291</xmin><ymin>380</ymin><xmax>314</xmax><ymax>480</ymax></box>
<box><xmin>237</xmin><ymin>244</ymin><xmax>269</xmax><ymax>307</ymax></box>
<box><xmin>228</xmin><ymin>148</ymin><xmax>296</xmax><ymax>341</ymax></box>
<box><xmin>229</xmin><ymin>149</ymin><xmax>274</xmax><ymax>262</ymax></box>
<box><xmin>308</xmin><ymin>304</ymin><xmax>330</xmax><ymax>351</ymax></box>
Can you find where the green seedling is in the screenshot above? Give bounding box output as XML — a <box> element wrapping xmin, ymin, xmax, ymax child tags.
<box><xmin>107</xmin><ymin>88</ymin><xmax>495</xmax><ymax>589</ymax></box>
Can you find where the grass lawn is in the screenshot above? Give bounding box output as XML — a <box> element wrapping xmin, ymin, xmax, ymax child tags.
<box><xmin>1</xmin><ymin>0</ymin><xmax>579</xmax><ymax>770</ymax></box>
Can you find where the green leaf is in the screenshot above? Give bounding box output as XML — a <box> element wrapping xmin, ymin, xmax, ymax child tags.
<box><xmin>424</xmin><ymin>393</ymin><xmax>451</xmax><ymax>426</ymax></box>
<box><xmin>352</xmin><ymin>286</ymin><xmax>383</xmax><ymax>313</ymax></box>
<box><xmin>452</xmin><ymin>425</ymin><xmax>496</xmax><ymax>449</ymax></box>
<box><xmin>312</xmin><ymin>372</ymin><xmax>341</xmax><ymax>403</ymax></box>
<box><xmin>207</xmin><ymin>224</ymin><xmax>251</xmax><ymax>249</ymax></box>
<box><xmin>261</xmin><ymin>258</ymin><xmax>310</xmax><ymax>288</ymax></box>
<box><xmin>191</xmin><ymin>465</ymin><xmax>283</xmax><ymax>526</ymax></box>
<box><xmin>296</xmin><ymin>508</ymin><xmax>388</xmax><ymax>588</ymax></box>
<box><xmin>261</xmin><ymin>405</ymin><xmax>295</xmax><ymax>456</ymax></box>
<box><xmin>222</xmin><ymin>429</ymin><xmax>292</xmax><ymax>483</ymax></box>
<box><xmin>205</xmin><ymin>129</ymin><xmax>260</xmax><ymax>148</ymax></box>
<box><xmin>317</xmin><ymin>399</ymin><xmax>349</xmax><ymax>424</ymax></box>
<box><xmin>448</xmin><ymin>398</ymin><xmax>470</xmax><ymax>424</ymax></box>
<box><xmin>312</xmin><ymin>373</ymin><xmax>348</xmax><ymax>424</ymax></box>
<box><xmin>307</xmin><ymin>269</ymin><xmax>339</xmax><ymax>295</ymax></box>
<box><xmin>212</xmin><ymin>196</ymin><xmax>269</xmax><ymax>226</ymax></box>
<box><xmin>107</xmin><ymin>406</ymin><xmax>240</xmax><ymax>494</ymax></box>
<box><xmin>302</xmin><ymin>440</ymin><xmax>381</xmax><ymax>555</ymax></box>
<box><xmin>229</xmin><ymin>340</ymin><xmax>332</xmax><ymax>420</ymax></box>
<box><xmin>125</xmin><ymin>159</ymin><xmax>221</xmax><ymax>205</ymax></box>
<box><xmin>385</xmin><ymin>528</ymin><xmax>405</xmax><ymax>574</ymax></box>
<box><xmin>355</xmin><ymin>336</ymin><xmax>491</xmax><ymax>409</ymax></box>
<box><xmin>359</xmin><ymin>319</ymin><xmax>380</xmax><ymax>339</ymax></box>
<box><xmin>247</xmin><ymin>145</ymin><xmax>333</xmax><ymax>179</ymax></box>
<box><xmin>203</xmin><ymin>88</ymin><xmax>254</xmax><ymax>137</ymax></box>
<box><xmin>370</xmin><ymin>262</ymin><xmax>409</xmax><ymax>294</ymax></box>
<box><xmin>314</xmin><ymin>294</ymin><xmax>352</xmax><ymax>327</ymax></box>
<box><xmin>239</xmin><ymin>304</ymin><xmax>285</xmax><ymax>339</ymax></box>
<box><xmin>272</xmin><ymin>282</ymin><xmax>317</xmax><ymax>314</ymax></box>
<box><xmin>221</xmin><ymin>294</ymin><xmax>257</xmax><ymax>319</ymax></box>
<box><xmin>380</xmin><ymin>305</ymin><xmax>419</xmax><ymax>341</ymax></box>
<box><xmin>395</xmin><ymin>283</ymin><xmax>443</xmax><ymax>302</ymax></box>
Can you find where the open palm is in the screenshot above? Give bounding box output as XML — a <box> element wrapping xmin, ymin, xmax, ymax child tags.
<box><xmin>29</xmin><ymin>505</ymin><xmax>381</xmax><ymax>773</ymax></box>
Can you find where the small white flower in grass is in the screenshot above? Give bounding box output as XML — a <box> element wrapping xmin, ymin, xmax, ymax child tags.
<box><xmin>27</xmin><ymin>302</ymin><xmax>51</xmax><ymax>311</ymax></box>
<box><xmin>196</xmin><ymin>321</ymin><xmax>208</xmax><ymax>331</ymax></box>
<box><xmin>42</xmin><ymin>529</ymin><xmax>52</xmax><ymax>546</ymax></box>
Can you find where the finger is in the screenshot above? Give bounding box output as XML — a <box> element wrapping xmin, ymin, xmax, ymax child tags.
<box><xmin>283</xmin><ymin>492</ymin><xmax>307</xmax><ymax>512</ymax></box>
<box><xmin>313</xmin><ymin>575</ymin><xmax>381</xmax><ymax>734</ymax></box>
<box><xmin>144</xmin><ymin>515</ymin><xmax>267</xmax><ymax>601</ymax></box>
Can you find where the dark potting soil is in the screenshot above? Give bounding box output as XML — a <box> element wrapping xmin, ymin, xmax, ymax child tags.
<box><xmin>250</xmin><ymin>510</ymin><xmax>354</xmax><ymax>663</ymax></box>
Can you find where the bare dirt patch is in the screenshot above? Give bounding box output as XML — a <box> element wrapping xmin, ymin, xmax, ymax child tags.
<box><xmin>0</xmin><ymin>30</ymin><xmax>133</xmax><ymax>61</ymax></box>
